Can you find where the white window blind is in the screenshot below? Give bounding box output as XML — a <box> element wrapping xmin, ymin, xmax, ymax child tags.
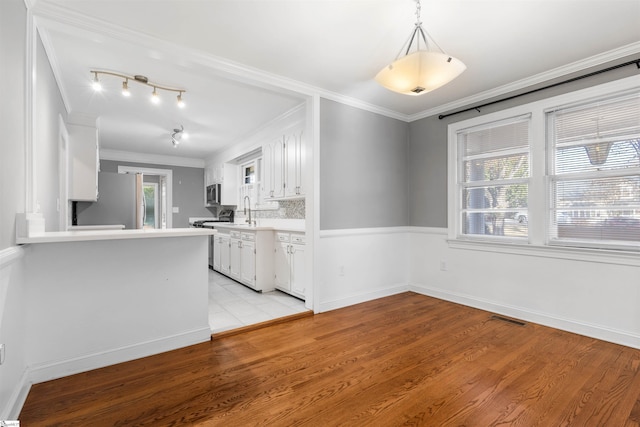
<box><xmin>457</xmin><ymin>115</ymin><xmax>530</xmax><ymax>239</ymax></box>
<box><xmin>547</xmin><ymin>91</ymin><xmax>640</xmax><ymax>249</ymax></box>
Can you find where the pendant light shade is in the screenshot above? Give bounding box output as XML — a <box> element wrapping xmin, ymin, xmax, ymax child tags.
<box><xmin>375</xmin><ymin>50</ymin><xmax>466</xmax><ymax>95</ymax></box>
<box><xmin>376</xmin><ymin>0</ymin><xmax>465</xmax><ymax>95</ymax></box>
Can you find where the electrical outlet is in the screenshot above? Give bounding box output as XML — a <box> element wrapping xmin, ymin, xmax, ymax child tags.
<box><xmin>0</xmin><ymin>343</ymin><xmax>5</xmax><ymax>365</ymax></box>
<box><xmin>440</xmin><ymin>261</ymin><xmax>447</xmax><ymax>271</ymax></box>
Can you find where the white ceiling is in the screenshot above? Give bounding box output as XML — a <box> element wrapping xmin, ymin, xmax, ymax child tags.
<box><xmin>32</xmin><ymin>0</ymin><xmax>640</xmax><ymax>162</ymax></box>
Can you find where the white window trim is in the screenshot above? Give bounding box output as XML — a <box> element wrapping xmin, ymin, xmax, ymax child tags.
<box><xmin>448</xmin><ymin>74</ymin><xmax>640</xmax><ymax>264</ymax></box>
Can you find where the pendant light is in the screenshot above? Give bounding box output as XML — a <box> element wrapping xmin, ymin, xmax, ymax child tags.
<box><xmin>375</xmin><ymin>0</ymin><xmax>465</xmax><ymax>95</ymax></box>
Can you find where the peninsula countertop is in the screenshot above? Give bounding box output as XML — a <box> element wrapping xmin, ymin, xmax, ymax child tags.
<box><xmin>16</xmin><ymin>227</ymin><xmax>216</xmax><ymax>244</ymax></box>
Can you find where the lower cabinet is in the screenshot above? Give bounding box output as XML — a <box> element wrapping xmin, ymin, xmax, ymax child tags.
<box><xmin>213</xmin><ymin>227</ymin><xmax>274</xmax><ymax>292</ymax></box>
<box><xmin>274</xmin><ymin>232</ymin><xmax>306</xmax><ymax>300</ymax></box>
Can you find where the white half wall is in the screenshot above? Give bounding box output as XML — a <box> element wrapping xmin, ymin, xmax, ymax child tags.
<box><xmin>0</xmin><ymin>247</ymin><xmax>28</xmax><ymax>420</ymax></box>
<box><xmin>317</xmin><ymin>227</ymin><xmax>410</xmax><ymax>312</ymax></box>
<box><xmin>408</xmin><ymin>227</ymin><xmax>640</xmax><ymax>349</ymax></box>
<box><xmin>23</xmin><ymin>236</ymin><xmax>211</xmax><ymax>384</ymax></box>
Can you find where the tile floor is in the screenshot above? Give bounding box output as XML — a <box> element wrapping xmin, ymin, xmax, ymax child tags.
<box><xmin>208</xmin><ymin>270</ymin><xmax>309</xmax><ymax>334</ymax></box>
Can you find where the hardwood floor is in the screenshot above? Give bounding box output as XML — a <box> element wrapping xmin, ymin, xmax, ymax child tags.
<box><xmin>20</xmin><ymin>292</ymin><xmax>640</xmax><ymax>426</ymax></box>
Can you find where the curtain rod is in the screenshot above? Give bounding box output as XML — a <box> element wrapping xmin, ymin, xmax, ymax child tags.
<box><xmin>438</xmin><ymin>59</ymin><xmax>640</xmax><ymax>120</ymax></box>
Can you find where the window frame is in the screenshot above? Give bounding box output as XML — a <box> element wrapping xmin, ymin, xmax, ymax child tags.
<box><xmin>447</xmin><ymin>74</ymin><xmax>640</xmax><ymax>263</ymax></box>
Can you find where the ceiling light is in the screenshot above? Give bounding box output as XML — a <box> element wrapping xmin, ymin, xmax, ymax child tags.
<box><xmin>91</xmin><ymin>72</ymin><xmax>102</xmax><ymax>91</ymax></box>
<box><xmin>89</xmin><ymin>70</ymin><xmax>186</xmax><ymax>106</ymax></box>
<box><xmin>171</xmin><ymin>125</ymin><xmax>184</xmax><ymax>147</ymax></box>
<box><xmin>375</xmin><ymin>0</ymin><xmax>465</xmax><ymax>95</ymax></box>
<box><xmin>122</xmin><ymin>79</ymin><xmax>131</xmax><ymax>97</ymax></box>
<box><xmin>151</xmin><ymin>87</ymin><xmax>160</xmax><ymax>104</ymax></box>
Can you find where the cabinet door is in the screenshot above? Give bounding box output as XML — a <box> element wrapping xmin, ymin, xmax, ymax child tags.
<box><xmin>213</xmin><ymin>235</ymin><xmax>222</xmax><ymax>271</ymax></box>
<box><xmin>274</xmin><ymin>240</ymin><xmax>290</xmax><ymax>291</ymax></box>
<box><xmin>219</xmin><ymin>235</ymin><xmax>230</xmax><ymax>275</ymax></box>
<box><xmin>240</xmin><ymin>239</ymin><xmax>256</xmax><ymax>288</ymax></box>
<box><xmin>290</xmin><ymin>241</ymin><xmax>306</xmax><ymax>299</ymax></box>
<box><xmin>229</xmin><ymin>237</ymin><xmax>242</xmax><ymax>280</ymax></box>
<box><xmin>285</xmin><ymin>130</ymin><xmax>305</xmax><ymax>198</ymax></box>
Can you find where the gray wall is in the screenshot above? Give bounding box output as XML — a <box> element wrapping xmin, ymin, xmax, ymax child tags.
<box><xmin>320</xmin><ymin>98</ymin><xmax>408</xmax><ymax>230</ymax></box>
<box><xmin>407</xmin><ymin>56</ymin><xmax>640</xmax><ymax>228</ymax></box>
<box><xmin>100</xmin><ymin>160</ymin><xmax>215</xmax><ymax>228</ymax></box>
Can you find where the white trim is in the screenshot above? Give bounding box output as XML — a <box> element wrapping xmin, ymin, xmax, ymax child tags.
<box><xmin>117</xmin><ymin>165</ymin><xmax>174</xmax><ymax>228</ymax></box>
<box><xmin>319</xmin><ymin>226</ymin><xmax>412</xmax><ymax>238</ymax></box>
<box><xmin>410</xmin><ymin>42</ymin><xmax>640</xmax><ymax>122</ymax></box>
<box><xmin>448</xmin><ymin>75</ymin><xmax>640</xmax><ymax>250</ymax></box>
<box><xmin>57</xmin><ymin>115</ymin><xmax>69</xmax><ymax>231</ymax></box>
<box><xmin>27</xmin><ymin>327</ymin><xmax>211</xmax><ymax>385</ymax></box>
<box><xmin>409</xmin><ymin>284</ymin><xmax>640</xmax><ymax>350</ymax></box>
<box><xmin>102</xmin><ymin>149</ymin><xmax>204</xmax><ymax>169</ymax></box>
<box><xmin>3</xmin><ymin>369</ymin><xmax>30</xmax><ymax>420</ymax></box>
<box><xmin>318</xmin><ymin>284</ymin><xmax>409</xmax><ymax>313</ymax></box>
<box><xmin>30</xmin><ymin>2</ymin><xmax>640</xmax><ymax>125</ymax></box>
<box><xmin>0</xmin><ymin>246</ymin><xmax>25</xmax><ymax>268</ymax></box>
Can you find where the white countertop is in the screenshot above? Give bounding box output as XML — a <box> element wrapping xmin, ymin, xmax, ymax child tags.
<box><xmin>211</xmin><ymin>223</ymin><xmax>305</xmax><ymax>233</ymax></box>
<box><xmin>17</xmin><ymin>227</ymin><xmax>216</xmax><ymax>244</ymax></box>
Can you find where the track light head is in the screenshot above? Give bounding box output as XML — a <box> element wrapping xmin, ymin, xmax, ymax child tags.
<box><xmin>177</xmin><ymin>92</ymin><xmax>185</xmax><ymax>109</ymax></box>
<box><xmin>151</xmin><ymin>87</ymin><xmax>160</xmax><ymax>104</ymax></box>
<box><xmin>91</xmin><ymin>72</ymin><xmax>102</xmax><ymax>91</ymax></box>
<box><xmin>122</xmin><ymin>79</ymin><xmax>131</xmax><ymax>97</ymax></box>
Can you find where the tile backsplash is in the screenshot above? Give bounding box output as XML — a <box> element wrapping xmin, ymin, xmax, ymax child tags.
<box><xmin>239</xmin><ymin>199</ymin><xmax>305</xmax><ymax>220</ymax></box>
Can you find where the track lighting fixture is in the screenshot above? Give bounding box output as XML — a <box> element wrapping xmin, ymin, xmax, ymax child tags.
<box><xmin>171</xmin><ymin>125</ymin><xmax>188</xmax><ymax>147</ymax></box>
<box><xmin>90</xmin><ymin>70</ymin><xmax>186</xmax><ymax>108</ymax></box>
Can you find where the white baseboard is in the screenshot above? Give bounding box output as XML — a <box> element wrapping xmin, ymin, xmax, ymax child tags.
<box><xmin>409</xmin><ymin>283</ymin><xmax>640</xmax><ymax>350</ymax></box>
<box><xmin>28</xmin><ymin>327</ymin><xmax>212</xmax><ymax>385</ymax></box>
<box><xmin>2</xmin><ymin>368</ymin><xmax>30</xmax><ymax>420</ymax></box>
<box><xmin>318</xmin><ymin>284</ymin><xmax>409</xmax><ymax>313</ymax></box>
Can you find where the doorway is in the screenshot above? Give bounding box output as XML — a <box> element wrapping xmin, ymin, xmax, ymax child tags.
<box><xmin>117</xmin><ymin>165</ymin><xmax>172</xmax><ymax>228</ymax></box>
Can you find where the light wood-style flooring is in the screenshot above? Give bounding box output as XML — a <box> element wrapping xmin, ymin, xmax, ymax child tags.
<box><xmin>20</xmin><ymin>292</ymin><xmax>640</xmax><ymax>426</ymax></box>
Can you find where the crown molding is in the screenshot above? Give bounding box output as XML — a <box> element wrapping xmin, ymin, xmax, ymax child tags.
<box><xmin>100</xmin><ymin>149</ymin><xmax>205</xmax><ymax>169</ymax></box>
<box><xmin>410</xmin><ymin>42</ymin><xmax>640</xmax><ymax>122</ymax></box>
<box><xmin>29</xmin><ymin>2</ymin><xmax>640</xmax><ymax>125</ymax></box>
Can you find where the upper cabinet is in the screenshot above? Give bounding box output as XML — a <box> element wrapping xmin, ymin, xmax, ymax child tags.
<box><xmin>204</xmin><ymin>162</ymin><xmax>238</xmax><ymax>206</ymax></box>
<box><xmin>262</xmin><ymin>124</ymin><xmax>305</xmax><ymax>201</ymax></box>
<box><xmin>68</xmin><ymin>123</ymin><xmax>99</xmax><ymax>201</ymax></box>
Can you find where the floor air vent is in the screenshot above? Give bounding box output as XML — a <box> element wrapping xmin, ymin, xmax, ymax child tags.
<box><xmin>490</xmin><ymin>315</ymin><xmax>526</xmax><ymax>326</ymax></box>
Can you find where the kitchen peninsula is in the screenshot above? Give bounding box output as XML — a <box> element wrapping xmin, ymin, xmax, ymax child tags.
<box><xmin>17</xmin><ymin>226</ymin><xmax>215</xmax><ymax>384</ymax></box>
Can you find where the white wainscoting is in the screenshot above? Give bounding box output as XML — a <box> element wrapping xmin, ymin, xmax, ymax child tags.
<box><xmin>408</xmin><ymin>227</ymin><xmax>640</xmax><ymax>349</ymax></box>
<box><xmin>317</xmin><ymin>227</ymin><xmax>410</xmax><ymax>312</ymax></box>
<box><xmin>0</xmin><ymin>246</ymin><xmax>29</xmax><ymax>420</ymax></box>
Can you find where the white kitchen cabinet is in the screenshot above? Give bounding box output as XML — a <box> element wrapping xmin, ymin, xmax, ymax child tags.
<box><xmin>229</xmin><ymin>230</ymin><xmax>242</xmax><ymax>281</ymax></box>
<box><xmin>204</xmin><ymin>163</ymin><xmax>238</xmax><ymax>206</ymax></box>
<box><xmin>262</xmin><ymin>137</ymin><xmax>285</xmax><ymax>200</ymax></box>
<box><xmin>285</xmin><ymin>129</ymin><xmax>305</xmax><ymax>198</ymax></box>
<box><xmin>68</xmin><ymin>123</ymin><xmax>99</xmax><ymax>201</ymax></box>
<box><xmin>213</xmin><ymin>227</ymin><xmax>274</xmax><ymax>292</ymax></box>
<box><xmin>273</xmin><ymin>232</ymin><xmax>306</xmax><ymax>300</ymax></box>
<box><xmin>262</xmin><ymin>125</ymin><xmax>305</xmax><ymax>201</ymax></box>
<box><xmin>215</xmin><ymin>232</ymin><xmax>230</xmax><ymax>276</ymax></box>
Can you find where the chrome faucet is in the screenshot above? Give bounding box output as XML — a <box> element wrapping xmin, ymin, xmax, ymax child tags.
<box><xmin>243</xmin><ymin>195</ymin><xmax>252</xmax><ymax>225</ymax></box>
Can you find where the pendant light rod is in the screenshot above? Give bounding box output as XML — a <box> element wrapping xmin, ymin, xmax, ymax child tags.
<box><xmin>438</xmin><ymin>58</ymin><xmax>640</xmax><ymax>120</ymax></box>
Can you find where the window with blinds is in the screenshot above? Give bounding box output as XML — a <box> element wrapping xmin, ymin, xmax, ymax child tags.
<box><xmin>457</xmin><ymin>115</ymin><xmax>530</xmax><ymax>239</ymax></box>
<box><xmin>547</xmin><ymin>91</ymin><xmax>640</xmax><ymax>249</ymax></box>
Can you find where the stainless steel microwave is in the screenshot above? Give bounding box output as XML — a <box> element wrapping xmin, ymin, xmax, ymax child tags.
<box><xmin>206</xmin><ymin>183</ymin><xmax>221</xmax><ymax>205</ymax></box>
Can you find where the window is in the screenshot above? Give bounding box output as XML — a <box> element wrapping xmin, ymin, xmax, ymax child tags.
<box><xmin>456</xmin><ymin>116</ymin><xmax>531</xmax><ymax>240</ymax></box>
<box><xmin>547</xmin><ymin>93</ymin><xmax>640</xmax><ymax>249</ymax></box>
<box><xmin>449</xmin><ymin>76</ymin><xmax>640</xmax><ymax>253</ymax></box>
